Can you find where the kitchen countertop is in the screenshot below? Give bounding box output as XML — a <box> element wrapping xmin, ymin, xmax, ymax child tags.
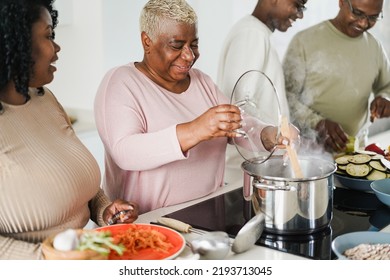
<box><xmin>137</xmin><ymin>177</ymin><xmax>390</xmax><ymax>260</ymax></box>
<box><xmin>79</xmin><ymin>128</ymin><xmax>390</xmax><ymax>259</ymax></box>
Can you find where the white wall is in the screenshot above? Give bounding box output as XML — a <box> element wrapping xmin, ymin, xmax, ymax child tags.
<box><xmin>50</xmin><ymin>0</ymin><xmax>104</xmax><ymax>112</ymax></box>
<box><xmin>49</xmin><ymin>0</ymin><xmax>388</xmax><ymax>114</ymax></box>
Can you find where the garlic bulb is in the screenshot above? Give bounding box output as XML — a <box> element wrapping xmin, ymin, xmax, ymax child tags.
<box><xmin>53</xmin><ymin>229</ymin><xmax>80</xmax><ymax>251</ymax></box>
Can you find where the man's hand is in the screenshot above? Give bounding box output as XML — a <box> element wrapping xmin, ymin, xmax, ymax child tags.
<box><xmin>315</xmin><ymin>119</ymin><xmax>349</xmax><ymax>152</ymax></box>
<box><xmin>370</xmin><ymin>96</ymin><xmax>390</xmax><ymax>121</ymax></box>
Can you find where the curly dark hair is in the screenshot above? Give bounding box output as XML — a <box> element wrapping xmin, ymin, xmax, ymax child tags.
<box><xmin>0</xmin><ymin>0</ymin><xmax>58</xmax><ymax>98</ymax></box>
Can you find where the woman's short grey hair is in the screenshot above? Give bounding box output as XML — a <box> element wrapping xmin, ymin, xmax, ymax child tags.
<box><xmin>140</xmin><ymin>0</ymin><xmax>198</xmax><ymax>40</ymax></box>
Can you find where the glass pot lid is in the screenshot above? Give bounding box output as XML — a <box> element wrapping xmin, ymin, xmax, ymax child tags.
<box><xmin>230</xmin><ymin>70</ymin><xmax>282</xmax><ymax>162</ymax></box>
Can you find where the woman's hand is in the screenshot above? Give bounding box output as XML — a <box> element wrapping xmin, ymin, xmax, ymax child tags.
<box><xmin>261</xmin><ymin>124</ymin><xmax>300</xmax><ymax>151</ymax></box>
<box><xmin>103</xmin><ymin>199</ymin><xmax>139</xmax><ymax>225</ymax></box>
<box><xmin>177</xmin><ymin>104</ymin><xmax>242</xmax><ymax>152</ymax></box>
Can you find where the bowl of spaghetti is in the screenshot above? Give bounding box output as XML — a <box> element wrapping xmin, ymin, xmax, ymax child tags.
<box><xmin>94</xmin><ymin>223</ymin><xmax>185</xmax><ymax>260</ymax></box>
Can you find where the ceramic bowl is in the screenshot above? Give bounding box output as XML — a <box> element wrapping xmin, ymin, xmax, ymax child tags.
<box><xmin>332</xmin><ymin>231</ymin><xmax>390</xmax><ymax>260</ymax></box>
<box><xmin>371</xmin><ymin>179</ymin><xmax>390</xmax><ymax>207</ymax></box>
<box><xmin>334</xmin><ymin>173</ymin><xmax>374</xmax><ymax>192</ymax></box>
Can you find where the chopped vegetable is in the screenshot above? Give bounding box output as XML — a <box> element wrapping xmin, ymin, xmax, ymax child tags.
<box><xmin>346</xmin><ymin>163</ymin><xmax>371</xmax><ymax>177</ymax></box>
<box><xmin>337</xmin><ymin>164</ymin><xmax>347</xmax><ymax>171</ymax></box>
<box><xmin>77</xmin><ymin>231</ymin><xmax>125</xmax><ymax>256</ymax></box>
<box><xmin>347</xmin><ymin>154</ymin><xmax>372</xmax><ymax>164</ymax></box>
<box><xmin>335</xmin><ymin>155</ymin><xmax>353</xmax><ymax>165</ymax></box>
<box><xmin>369</xmin><ymin>161</ymin><xmax>387</xmax><ymax>172</ymax></box>
<box><xmin>335</xmin><ymin>150</ymin><xmax>390</xmax><ymax>180</ymax></box>
<box><xmin>365</xmin><ymin>143</ymin><xmax>385</xmax><ymax>156</ymax></box>
<box><xmin>366</xmin><ymin>170</ymin><xmax>387</xmax><ymax>180</ymax></box>
<box><xmin>335</xmin><ymin>169</ymin><xmax>347</xmax><ymax>175</ymax></box>
<box><xmin>346</xmin><ymin>136</ymin><xmax>357</xmax><ymax>154</ymax></box>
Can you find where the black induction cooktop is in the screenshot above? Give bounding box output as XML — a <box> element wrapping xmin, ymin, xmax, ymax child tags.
<box><xmin>164</xmin><ymin>186</ymin><xmax>390</xmax><ymax>260</ymax></box>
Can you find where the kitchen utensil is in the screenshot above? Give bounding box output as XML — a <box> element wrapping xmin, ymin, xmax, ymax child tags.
<box><xmin>156</xmin><ymin>217</ymin><xmax>206</xmax><ymax>235</ymax></box>
<box><xmin>154</xmin><ymin>218</ymin><xmax>226</xmax><ymax>259</ymax></box>
<box><xmin>157</xmin><ymin>216</ymin><xmax>265</xmax><ymax>258</ymax></box>
<box><xmin>230</xmin><ymin>70</ymin><xmax>283</xmax><ymax>163</ymax></box>
<box><xmin>189</xmin><ymin>231</ymin><xmax>231</xmax><ymax>260</ymax></box>
<box><xmin>280</xmin><ymin>115</ymin><xmax>303</xmax><ymax>178</ymax></box>
<box><xmin>231</xmin><ymin>213</ymin><xmax>265</xmax><ymax>254</ymax></box>
<box><xmin>242</xmin><ymin>155</ymin><xmax>336</xmax><ymax>234</ymax></box>
<box><xmin>107</xmin><ymin>209</ymin><xmax>132</xmax><ymax>225</ymax></box>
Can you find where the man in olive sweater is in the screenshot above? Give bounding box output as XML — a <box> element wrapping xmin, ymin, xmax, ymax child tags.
<box><xmin>283</xmin><ymin>0</ymin><xmax>390</xmax><ymax>153</ymax></box>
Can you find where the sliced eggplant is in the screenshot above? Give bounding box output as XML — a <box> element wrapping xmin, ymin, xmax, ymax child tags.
<box><xmin>369</xmin><ymin>160</ymin><xmax>387</xmax><ymax>172</ymax></box>
<box><xmin>335</xmin><ymin>169</ymin><xmax>347</xmax><ymax>175</ymax></box>
<box><xmin>346</xmin><ymin>163</ymin><xmax>370</xmax><ymax>177</ymax></box>
<box><xmin>337</xmin><ymin>164</ymin><xmax>348</xmax><ymax>171</ymax></box>
<box><xmin>348</xmin><ymin>154</ymin><xmax>372</xmax><ymax>164</ymax></box>
<box><xmin>335</xmin><ymin>155</ymin><xmax>353</xmax><ymax>165</ymax></box>
<box><xmin>366</xmin><ymin>170</ymin><xmax>387</xmax><ymax>180</ymax></box>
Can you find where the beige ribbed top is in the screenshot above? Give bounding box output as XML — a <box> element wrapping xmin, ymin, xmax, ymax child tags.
<box><xmin>0</xmin><ymin>88</ymin><xmax>111</xmax><ymax>259</ymax></box>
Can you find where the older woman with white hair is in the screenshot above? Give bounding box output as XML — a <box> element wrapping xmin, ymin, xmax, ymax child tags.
<box><xmin>94</xmin><ymin>0</ymin><xmax>290</xmax><ymax>214</ymax></box>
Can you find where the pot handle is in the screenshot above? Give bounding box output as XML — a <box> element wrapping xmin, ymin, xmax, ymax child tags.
<box><xmin>253</xmin><ymin>179</ymin><xmax>296</xmax><ymax>191</ymax></box>
<box><xmin>243</xmin><ymin>172</ymin><xmax>252</xmax><ymax>201</ymax></box>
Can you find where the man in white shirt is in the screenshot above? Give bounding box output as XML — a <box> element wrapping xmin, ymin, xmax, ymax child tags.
<box><xmin>217</xmin><ymin>0</ymin><xmax>308</xmax><ymax>176</ymax></box>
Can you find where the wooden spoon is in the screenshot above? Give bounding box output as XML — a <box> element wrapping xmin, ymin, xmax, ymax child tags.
<box><xmin>281</xmin><ymin>116</ymin><xmax>303</xmax><ymax>178</ymax></box>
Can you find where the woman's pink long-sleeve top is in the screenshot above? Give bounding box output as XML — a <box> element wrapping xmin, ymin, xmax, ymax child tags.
<box><xmin>94</xmin><ymin>63</ymin><xmax>229</xmax><ymax>214</ymax></box>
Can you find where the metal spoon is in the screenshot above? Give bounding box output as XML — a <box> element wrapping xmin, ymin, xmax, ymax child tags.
<box><xmin>189</xmin><ymin>213</ymin><xmax>265</xmax><ymax>258</ymax></box>
<box><xmin>190</xmin><ymin>231</ymin><xmax>231</xmax><ymax>260</ymax></box>
<box><xmin>231</xmin><ymin>213</ymin><xmax>265</xmax><ymax>254</ymax></box>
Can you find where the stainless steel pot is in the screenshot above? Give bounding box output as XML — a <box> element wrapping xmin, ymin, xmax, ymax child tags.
<box><xmin>242</xmin><ymin>155</ymin><xmax>337</xmax><ymax>234</ymax></box>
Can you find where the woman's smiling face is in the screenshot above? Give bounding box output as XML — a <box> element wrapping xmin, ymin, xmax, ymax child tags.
<box><xmin>145</xmin><ymin>19</ymin><xmax>199</xmax><ymax>85</ymax></box>
<box><xmin>29</xmin><ymin>7</ymin><xmax>60</xmax><ymax>88</ymax></box>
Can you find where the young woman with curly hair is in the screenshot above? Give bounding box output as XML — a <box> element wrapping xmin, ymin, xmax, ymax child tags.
<box><xmin>0</xmin><ymin>0</ymin><xmax>138</xmax><ymax>259</ymax></box>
